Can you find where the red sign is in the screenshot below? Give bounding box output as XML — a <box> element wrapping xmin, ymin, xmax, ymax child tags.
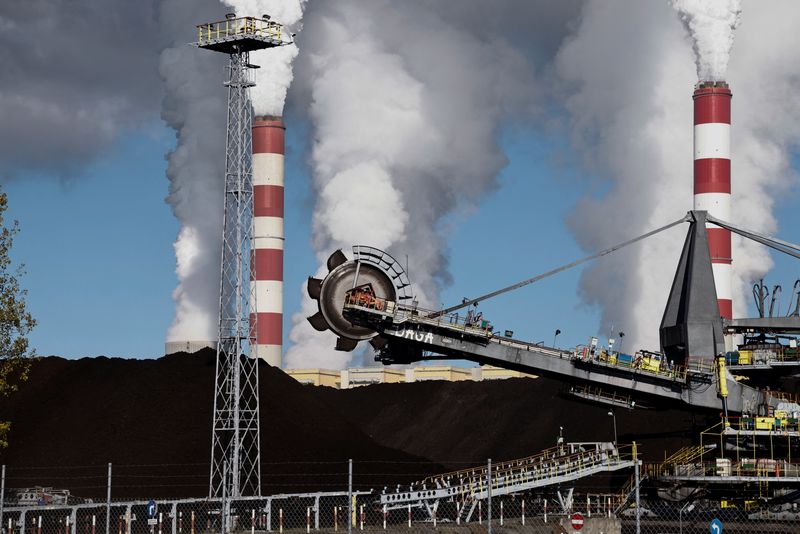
<box><xmin>571</xmin><ymin>513</ymin><xmax>585</xmax><ymax>530</ymax></box>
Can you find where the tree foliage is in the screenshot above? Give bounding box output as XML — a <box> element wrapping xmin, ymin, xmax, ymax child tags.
<box><xmin>0</xmin><ymin>190</ymin><xmax>36</xmax><ymax>447</ymax></box>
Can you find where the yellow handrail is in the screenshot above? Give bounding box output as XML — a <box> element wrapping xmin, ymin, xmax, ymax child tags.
<box><xmin>195</xmin><ymin>16</ymin><xmax>284</xmax><ymax>46</ymax></box>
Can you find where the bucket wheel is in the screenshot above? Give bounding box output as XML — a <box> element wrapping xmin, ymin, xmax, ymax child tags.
<box><xmin>306</xmin><ymin>246</ymin><xmax>413</xmax><ymax>352</ymax></box>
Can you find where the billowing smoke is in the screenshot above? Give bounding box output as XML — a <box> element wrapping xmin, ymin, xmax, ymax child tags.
<box><xmin>219</xmin><ymin>1</ymin><xmax>306</xmax><ymax>116</ymax></box>
<box><xmin>670</xmin><ymin>0</ymin><xmax>742</xmax><ymax>82</ymax></box>
<box><xmin>284</xmin><ymin>0</ymin><xmax>548</xmax><ymax>369</ymax></box>
<box><xmin>0</xmin><ymin>1</ymin><xmax>161</xmax><ymax>179</ymax></box>
<box><xmin>164</xmin><ymin>0</ymin><xmax>304</xmax><ymax>343</ymax></box>
<box><xmin>160</xmin><ymin>0</ymin><xmax>229</xmax><ymax>343</ymax></box>
<box><xmin>557</xmin><ymin>1</ymin><xmax>800</xmax><ymax>350</ymax></box>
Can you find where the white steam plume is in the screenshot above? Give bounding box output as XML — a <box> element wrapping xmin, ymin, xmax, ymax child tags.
<box><xmin>220</xmin><ymin>0</ymin><xmax>306</xmax><ymax>116</ymax></box>
<box><xmin>164</xmin><ymin>0</ymin><xmax>305</xmax><ymax>343</ymax></box>
<box><xmin>670</xmin><ymin>0</ymin><xmax>742</xmax><ymax>81</ymax></box>
<box><xmin>161</xmin><ymin>0</ymin><xmax>229</xmax><ymax>344</ymax></box>
<box><xmin>285</xmin><ymin>0</ymin><xmax>539</xmax><ymax>369</ymax></box>
<box><xmin>556</xmin><ymin>1</ymin><xmax>800</xmax><ymax>351</ymax></box>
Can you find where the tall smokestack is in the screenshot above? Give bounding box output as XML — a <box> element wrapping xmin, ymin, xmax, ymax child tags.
<box><xmin>693</xmin><ymin>81</ymin><xmax>732</xmax><ymax>319</ymax></box>
<box><xmin>251</xmin><ymin>116</ymin><xmax>285</xmax><ymax>366</ymax></box>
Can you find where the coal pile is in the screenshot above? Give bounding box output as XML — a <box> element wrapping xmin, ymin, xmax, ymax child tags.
<box><xmin>311</xmin><ymin>377</ymin><xmax>711</xmax><ymax>469</ymax></box>
<box><xmin>0</xmin><ymin>351</ymin><xmax>719</xmax><ymax>499</ymax></box>
<box><xmin>0</xmin><ymin>350</ymin><xmax>437</xmax><ymax>499</ymax></box>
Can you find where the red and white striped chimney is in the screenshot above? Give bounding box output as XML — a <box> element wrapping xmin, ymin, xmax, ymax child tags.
<box><xmin>693</xmin><ymin>82</ymin><xmax>732</xmax><ymax>319</ymax></box>
<box><xmin>251</xmin><ymin>116</ymin><xmax>285</xmax><ymax>366</ymax></box>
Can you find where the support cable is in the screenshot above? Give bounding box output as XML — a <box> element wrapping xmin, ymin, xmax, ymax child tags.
<box><xmin>707</xmin><ymin>214</ymin><xmax>800</xmax><ymax>260</ymax></box>
<box><xmin>431</xmin><ymin>214</ymin><xmax>690</xmax><ymax>318</ymax></box>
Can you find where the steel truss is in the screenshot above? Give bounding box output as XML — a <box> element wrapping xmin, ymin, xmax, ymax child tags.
<box><xmin>209</xmin><ymin>49</ymin><xmax>260</xmax><ymax>499</ymax></box>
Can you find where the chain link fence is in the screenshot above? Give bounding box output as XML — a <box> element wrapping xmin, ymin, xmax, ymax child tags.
<box><xmin>1</xmin><ymin>459</ymin><xmax>798</xmax><ymax>534</ymax></box>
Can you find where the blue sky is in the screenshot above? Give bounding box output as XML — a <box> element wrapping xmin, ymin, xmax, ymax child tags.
<box><xmin>5</xmin><ymin>110</ymin><xmax>799</xmax><ymax>360</ymax></box>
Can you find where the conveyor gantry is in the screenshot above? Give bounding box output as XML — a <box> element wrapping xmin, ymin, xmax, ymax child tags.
<box><xmin>342</xmin><ymin>296</ymin><xmax>764</xmax><ymax>412</ymax></box>
<box><xmin>379</xmin><ymin>441</ymin><xmax>637</xmax><ymax>523</ymax></box>
<box><xmin>307</xmin><ymin>212</ymin><xmax>800</xmax><ymax>414</ymax></box>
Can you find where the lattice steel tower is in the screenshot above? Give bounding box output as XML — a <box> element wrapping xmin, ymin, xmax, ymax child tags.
<box><xmin>195</xmin><ymin>13</ymin><xmax>290</xmax><ymax>498</ymax></box>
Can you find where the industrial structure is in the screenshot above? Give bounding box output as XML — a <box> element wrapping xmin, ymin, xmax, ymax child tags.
<box><xmin>380</xmin><ymin>440</ymin><xmax>639</xmax><ymax>524</ymax></box>
<box><xmin>194</xmin><ymin>13</ymin><xmax>291</xmax><ymax>500</ymax></box>
<box><xmin>295</xmin><ymin>73</ymin><xmax>800</xmax><ymax>522</ymax></box>
<box><xmin>303</xmin><ymin>214</ymin><xmax>800</xmax><ymax>521</ymax></box>
<box><xmin>252</xmin><ymin>116</ymin><xmax>285</xmax><ymax>367</ymax></box>
<box><xmin>694</xmin><ymin>81</ymin><xmax>733</xmax><ymax>321</ymax></box>
<box><xmin>651</xmin><ymin>414</ymin><xmax>800</xmax><ymax>516</ymax></box>
<box><xmin>306</xmin><ymin>209</ymin><xmax>799</xmax><ymax>414</ymax></box>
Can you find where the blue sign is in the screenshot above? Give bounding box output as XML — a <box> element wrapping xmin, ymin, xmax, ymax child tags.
<box><xmin>147</xmin><ymin>501</ymin><xmax>157</xmax><ymax>519</ymax></box>
<box><xmin>710</xmin><ymin>518</ymin><xmax>723</xmax><ymax>534</ymax></box>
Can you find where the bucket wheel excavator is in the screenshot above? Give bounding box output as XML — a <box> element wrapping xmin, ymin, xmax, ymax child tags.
<box><xmin>305</xmin><ymin>212</ymin><xmax>800</xmax><ymax>414</ymax></box>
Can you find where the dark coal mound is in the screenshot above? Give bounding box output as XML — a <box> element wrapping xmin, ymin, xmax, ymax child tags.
<box><xmin>0</xmin><ymin>350</ymin><xmax>437</xmax><ymax>499</ymax></box>
<box><xmin>312</xmin><ymin>376</ymin><xmax>712</xmax><ymax>469</ymax></box>
<box><xmin>0</xmin><ymin>351</ymin><xmax>730</xmax><ymax>500</ymax></box>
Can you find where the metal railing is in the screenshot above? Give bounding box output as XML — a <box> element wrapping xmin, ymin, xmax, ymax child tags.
<box><xmin>195</xmin><ymin>17</ymin><xmax>284</xmax><ymax>46</ymax></box>
<box><xmin>343</xmin><ymin>294</ymin><xmax>496</xmax><ymax>338</ymax></box>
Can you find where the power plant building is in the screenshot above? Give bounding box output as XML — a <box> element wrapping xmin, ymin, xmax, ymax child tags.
<box><xmin>285</xmin><ymin>366</ymin><xmax>537</xmax><ymax>389</ymax></box>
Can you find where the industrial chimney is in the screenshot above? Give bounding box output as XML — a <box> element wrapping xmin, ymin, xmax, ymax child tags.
<box><xmin>251</xmin><ymin>116</ymin><xmax>285</xmax><ymax>366</ymax></box>
<box><xmin>693</xmin><ymin>81</ymin><xmax>732</xmax><ymax>320</ymax></box>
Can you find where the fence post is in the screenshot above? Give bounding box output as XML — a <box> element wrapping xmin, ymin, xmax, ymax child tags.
<box><xmin>634</xmin><ymin>441</ymin><xmax>640</xmax><ymax>534</ymax></box>
<box><xmin>71</xmin><ymin>507</ymin><xmax>78</xmax><ymax>534</ymax></box>
<box><xmin>221</xmin><ymin>461</ymin><xmax>228</xmax><ymax>534</ymax></box>
<box><xmin>105</xmin><ymin>463</ymin><xmax>112</xmax><ymax>534</ymax></box>
<box><xmin>0</xmin><ymin>465</ymin><xmax>5</xmax><ymax>534</ymax></box>
<box><xmin>171</xmin><ymin>504</ymin><xmax>177</xmax><ymax>534</ymax></box>
<box><xmin>487</xmin><ymin>459</ymin><xmax>492</xmax><ymax>534</ymax></box>
<box><xmin>266</xmin><ymin>499</ymin><xmax>271</xmax><ymax>533</ymax></box>
<box><xmin>314</xmin><ymin>495</ymin><xmax>320</xmax><ymax>530</ymax></box>
<box><xmin>347</xmin><ymin>460</ymin><xmax>353</xmax><ymax>534</ymax></box>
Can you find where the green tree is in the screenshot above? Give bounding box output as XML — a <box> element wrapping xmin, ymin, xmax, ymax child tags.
<box><xmin>0</xmin><ymin>189</ymin><xmax>36</xmax><ymax>447</ymax></box>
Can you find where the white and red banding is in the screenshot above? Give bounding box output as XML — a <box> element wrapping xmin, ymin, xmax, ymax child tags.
<box><xmin>251</xmin><ymin>116</ymin><xmax>285</xmax><ymax>366</ymax></box>
<box><xmin>693</xmin><ymin>82</ymin><xmax>732</xmax><ymax>320</ymax></box>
